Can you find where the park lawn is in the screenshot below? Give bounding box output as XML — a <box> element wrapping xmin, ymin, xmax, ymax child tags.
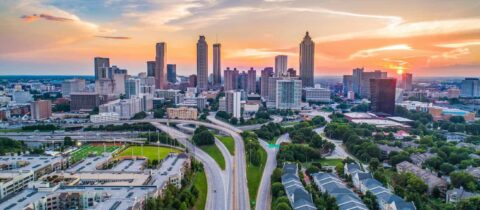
<box><xmin>71</xmin><ymin>144</ymin><xmax>120</xmax><ymax>161</ymax></box>
<box><xmin>193</xmin><ymin>171</ymin><xmax>207</xmax><ymax>210</ymax></box>
<box><xmin>246</xmin><ymin>146</ymin><xmax>267</xmax><ymax>208</ymax></box>
<box><xmin>118</xmin><ymin>146</ymin><xmax>180</xmax><ymax>161</ymax></box>
<box><xmin>216</xmin><ymin>135</ymin><xmax>235</xmax><ymax>155</ymax></box>
<box><xmin>320</xmin><ymin>158</ymin><xmax>343</xmax><ymax>166</ymax></box>
<box><xmin>200</xmin><ymin>144</ymin><xmax>226</xmax><ymax>170</ymax></box>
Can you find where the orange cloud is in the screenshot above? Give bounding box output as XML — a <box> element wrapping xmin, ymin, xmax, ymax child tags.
<box><xmin>95</xmin><ymin>36</ymin><xmax>131</xmax><ymax>40</ymax></box>
<box><xmin>20</xmin><ymin>14</ymin><xmax>74</xmax><ymax>22</ymax></box>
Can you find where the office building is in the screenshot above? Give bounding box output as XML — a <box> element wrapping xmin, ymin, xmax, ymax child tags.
<box><xmin>267</xmin><ymin>77</ymin><xmax>280</xmax><ymax>108</ymax></box>
<box><xmin>167</xmin><ymin>107</ymin><xmax>198</xmax><ymax>120</ymax></box>
<box><xmin>12</xmin><ymin>91</ymin><xmax>33</xmax><ymax>103</ymax></box>
<box><xmin>370</xmin><ymin>78</ymin><xmax>396</xmax><ymax>115</ymax></box>
<box><xmin>351</xmin><ymin>68</ymin><xmax>387</xmax><ymax>98</ymax></box>
<box><xmin>276</xmin><ymin>78</ymin><xmax>302</xmax><ymax>110</ymax></box>
<box><xmin>196</xmin><ymin>36</ymin><xmax>208</xmax><ymax>91</ymax></box>
<box><xmin>224</xmin><ymin>67</ymin><xmax>239</xmax><ymax>91</ymax></box>
<box><xmin>304</xmin><ymin>85</ymin><xmax>331</xmax><ymax>102</ymax></box>
<box><xmin>238</xmin><ymin>71</ymin><xmax>248</xmax><ymax>90</ymax></box>
<box><xmin>287</xmin><ymin>68</ymin><xmax>296</xmax><ymax>77</ymax></box>
<box><xmin>343</xmin><ymin>75</ymin><xmax>353</xmax><ymax>94</ymax></box>
<box><xmin>247</xmin><ymin>68</ymin><xmax>256</xmax><ymax>93</ymax></box>
<box><xmin>70</xmin><ymin>92</ymin><xmax>100</xmax><ymax>112</ymax></box>
<box><xmin>94</xmin><ymin>57</ymin><xmax>110</xmax><ymax>80</ymax></box>
<box><xmin>189</xmin><ymin>74</ymin><xmax>197</xmax><ymax>87</ymax></box>
<box><xmin>167</xmin><ymin>64</ymin><xmax>177</xmax><ymax>83</ymax></box>
<box><xmin>461</xmin><ymin>78</ymin><xmax>480</xmax><ymax>97</ymax></box>
<box><xmin>155</xmin><ymin>89</ymin><xmax>181</xmax><ymax>99</ymax></box>
<box><xmin>225</xmin><ymin>91</ymin><xmax>241</xmax><ymax>118</ymax></box>
<box><xmin>155</xmin><ymin>42</ymin><xmax>167</xmax><ymax>89</ymax></box>
<box><xmin>95</xmin><ymin>79</ymin><xmax>115</xmax><ymax>95</ymax></box>
<box><xmin>147</xmin><ymin>61</ymin><xmax>156</xmax><ymax>77</ymax></box>
<box><xmin>90</xmin><ymin>112</ymin><xmax>120</xmax><ymax>123</ymax></box>
<box><xmin>400</xmin><ymin>73</ymin><xmax>413</xmax><ymax>91</ymax></box>
<box><xmin>125</xmin><ymin>78</ymin><xmax>141</xmax><ymax>99</ymax></box>
<box><xmin>61</xmin><ymin>79</ymin><xmax>86</xmax><ymax>97</ymax></box>
<box><xmin>30</xmin><ymin>100</ymin><xmax>52</xmax><ymax>120</ymax></box>
<box><xmin>275</xmin><ymin>55</ymin><xmax>288</xmax><ymax>77</ymax></box>
<box><xmin>213</xmin><ymin>43</ymin><xmax>221</xmax><ymax>86</ymax></box>
<box><xmin>99</xmin><ymin>97</ymin><xmax>142</xmax><ymax>119</ymax></box>
<box><xmin>299</xmin><ymin>31</ymin><xmax>315</xmax><ymax>87</ymax></box>
<box><xmin>260</xmin><ymin>67</ymin><xmax>274</xmax><ymax>99</ymax></box>
<box><xmin>447</xmin><ymin>88</ymin><xmax>461</xmax><ymax>99</ymax></box>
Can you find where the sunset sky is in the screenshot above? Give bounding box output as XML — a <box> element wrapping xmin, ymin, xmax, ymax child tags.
<box><xmin>1</xmin><ymin>0</ymin><xmax>480</xmax><ymax>77</ymax></box>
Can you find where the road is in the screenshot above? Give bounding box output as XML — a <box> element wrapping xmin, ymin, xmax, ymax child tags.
<box><xmin>236</xmin><ymin>115</ymin><xmax>283</xmax><ymax>131</ymax></box>
<box><xmin>314</xmin><ymin>127</ymin><xmax>350</xmax><ymax>159</ymax></box>
<box><xmin>206</xmin><ymin>115</ymin><xmax>249</xmax><ymax>210</ymax></box>
<box><xmin>255</xmin><ymin>133</ymin><xmax>291</xmax><ymax>210</ymax></box>
<box><xmin>151</xmin><ymin>122</ymin><xmax>227</xmax><ymax>210</ymax></box>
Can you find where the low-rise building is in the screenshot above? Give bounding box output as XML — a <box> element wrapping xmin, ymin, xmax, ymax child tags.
<box><xmin>30</xmin><ymin>100</ymin><xmax>52</xmax><ymax>120</ymax></box>
<box><xmin>410</xmin><ymin>152</ymin><xmax>435</xmax><ymax>166</ymax></box>
<box><xmin>446</xmin><ymin>188</ymin><xmax>479</xmax><ymax>203</ymax></box>
<box><xmin>166</xmin><ymin>107</ymin><xmax>198</xmax><ymax>120</ymax></box>
<box><xmin>90</xmin><ymin>112</ymin><xmax>120</xmax><ymax>123</ymax></box>
<box><xmin>396</xmin><ymin>161</ymin><xmax>447</xmax><ymax>194</ymax></box>
<box><xmin>282</xmin><ymin>163</ymin><xmax>316</xmax><ymax>210</ymax></box>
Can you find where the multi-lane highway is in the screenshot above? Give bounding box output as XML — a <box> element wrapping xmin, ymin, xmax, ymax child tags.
<box><xmin>255</xmin><ymin>133</ymin><xmax>291</xmax><ymax>210</ymax></box>
<box><xmin>151</xmin><ymin>122</ymin><xmax>228</xmax><ymax>210</ymax></box>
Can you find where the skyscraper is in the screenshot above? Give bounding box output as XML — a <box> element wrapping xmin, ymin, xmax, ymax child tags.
<box><xmin>275</xmin><ymin>55</ymin><xmax>288</xmax><ymax>77</ymax></box>
<box><xmin>461</xmin><ymin>78</ymin><xmax>480</xmax><ymax>97</ymax></box>
<box><xmin>125</xmin><ymin>78</ymin><xmax>141</xmax><ymax>99</ymax></box>
<box><xmin>299</xmin><ymin>31</ymin><xmax>315</xmax><ymax>87</ymax></box>
<box><xmin>260</xmin><ymin>67</ymin><xmax>274</xmax><ymax>99</ymax></box>
<box><xmin>167</xmin><ymin>64</ymin><xmax>177</xmax><ymax>83</ymax></box>
<box><xmin>224</xmin><ymin>67</ymin><xmax>239</xmax><ymax>91</ymax></box>
<box><xmin>370</xmin><ymin>78</ymin><xmax>396</xmax><ymax>115</ymax></box>
<box><xmin>197</xmin><ymin>36</ymin><xmax>208</xmax><ymax>91</ymax></box>
<box><xmin>343</xmin><ymin>75</ymin><xmax>353</xmax><ymax>95</ymax></box>
<box><xmin>213</xmin><ymin>43</ymin><xmax>221</xmax><ymax>86</ymax></box>
<box><xmin>155</xmin><ymin>42</ymin><xmax>167</xmax><ymax>89</ymax></box>
<box><xmin>400</xmin><ymin>73</ymin><xmax>413</xmax><ymax>91</ymax></box>
<box><xmin>94</xmin><ymin>57</ymin><xmax>110</xmax><ymax>80</ymax></box>
<box><xmin>247</xmin><ymin>68</ymin><xmax>257</xmax><ymax>93</ymax></box>
<box><xmin>276</xmin><ymin>78</ymin><xmax>302</xmax><ymax>110</ymax></box>
<box><xmin>238</xmin><ymin>71</ymin><xmax>248</xmax><ymax>90</ymax></box>
<box><xmin>147</xmin><ymin>61</ymin><xmax>155</xmax><ymax>77</ymax></box>
<box><xmin>287</xmin><ymin>68</ymin><xmax>297</xmax><ymax>77</ymax></box>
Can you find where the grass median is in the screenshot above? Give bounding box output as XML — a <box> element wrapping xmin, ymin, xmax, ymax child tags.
<box><xmin>246</xmin><ymin>146</ymin><xmax>267</xmax><ymax>208</ymax></box>
<box><xmin>193</xmin><ymin>170</ymin><xmax>207</xmax><ymax>210</ymax></box>
<box><xmin>216</xmin><ymin>135</ymin><xmax>235</xmax><ymax>155</ymax></box>
<box><xmin>200</xmin><ymin>144</ymin><xmax>226</xmax><ymax>170</ymax></box>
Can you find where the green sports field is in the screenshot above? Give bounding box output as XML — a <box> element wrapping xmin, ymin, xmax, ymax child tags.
<box><xmin>71</xmin><ymin>144</ymin><xmax>120</xmax><ymax>161</ymax></box>
<box><xmin>117</xmin><ymin>146</ymin><xmax>181</xmax><ymax>161</ymax></box>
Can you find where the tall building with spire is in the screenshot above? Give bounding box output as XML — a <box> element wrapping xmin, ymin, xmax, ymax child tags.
<box><xmin>299</xmin><ymin>31</ymin><xmax>315</xmax><ymax>87</ymax></box>
<box><xmin>213</xmin><ymin>43</ymin><xmax>221</xmax><ymax>86</ymax></box>
<box><xmin>197</xmin><ymin>36</ymin><xmax>208</xmax><ymax>91</ymax></box>
<box><xmin>155</xmin><ymin>42</ymin><xmax>166</xmax><ymax>89</ymax></box>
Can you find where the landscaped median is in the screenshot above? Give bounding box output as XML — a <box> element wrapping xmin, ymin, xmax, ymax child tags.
<box><xmin>216</xmin><ymin>135</ymin><xmax>235</xmax><ymax>155</ymax></box>
<box><xmin>200</xmin><ymin>144</ymin><xmax>226</xmax><ymax>170</ymax></box>
<box><xmin>193</xmin><ymin>169</ymin><xmax>208</xmax><ymax>210</ymax></box>
<box><xmin>192</xmin><ymin>126</ymin><xmax>227</xmax><ymax>170</ymax></box>
<box><xmin>242</xmin><ymin>131</ymin><xmax>267</xmax><ymax>208</ymax></box>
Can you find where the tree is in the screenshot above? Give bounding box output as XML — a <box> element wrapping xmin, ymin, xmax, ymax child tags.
<box><xmin>271</xmin><ymin>182</ymin><xmax>284</xmax><ymax>197</ymax></box>
<box><xmin>230</xmin><ymin>117</ymin><xmax>238</xmax><ymax>125</ymax></box>
<box><xmin>153</xmin><ymin>109</ymin><xmax>165</xmax><ymax>118</ymax></box>
<box><xmin>306</xmin><ymin>165</ymin><xmax>320</xmax><ymax>176</ymax></box>
<box><xmin>362</xmin><ymin>191</ymin><xmax>379</xmax><ymax>210</ymax></box>
<box><xmin>369</xmin><ymin>158</ymin><xmax>380</xmax><ymax>171</ymax></box>
<box><xmin>457</xmin><ymin>196</ymin><xmax>480</xmax><ymax>210</ymax></box>
<box><xmin>131</xmin><ymin>111</ymin><xmax>147</xmax><ymax>119</ymax></box>
<box><xmin>450</xmin><ymin>172</ymin><xmax>479</xmax><ymax>191</ymax></box>
<box><xmin>439</xmin><ymin>163</ymin><xmax>455</xmax><ymax>175</ymax></box>
<box><xmin>63</xmin><ymin>136</ymin><xmax>75</xmax><ymax>147</ymax></box>
<box><xmin>449</xmin><ymin>116</ymin><xmax>466</xmax><ymax>123</ymax></box>
<box><xmin>275</xmin><ymin>202</ymin><xmax>292</xmax><ymax>210</ymax></box>
<box><xmin>192</xmin><ymin>128</ymin><xmax>214</xmax><ymax>146</ymax></box>
<box><xmin>215</xmin><ymin>111</ymin><xmax>231</xmax><ymax>120</ymax></box>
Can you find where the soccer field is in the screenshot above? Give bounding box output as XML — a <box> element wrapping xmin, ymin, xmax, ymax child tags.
<box><xmin>71</xmin><ymin>144</ymin><xmax>120</xmax><ymax>161</ymax></box>
<box><xmin>117</xmin><ymin>146</ymin><xmax>181</xmax><ymax>161</ymax></box>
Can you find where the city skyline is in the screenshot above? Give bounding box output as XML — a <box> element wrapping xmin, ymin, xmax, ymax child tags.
<box><xmin>1</xmin><ymin>0</ymin><xmax>480</xmax><ymax>77</ymax></box>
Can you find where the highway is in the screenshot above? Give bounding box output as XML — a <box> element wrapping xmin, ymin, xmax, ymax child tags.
<box><xmin>255</xmin><ymin>133</ymin><xmax>291</xmax><ymax>210</ymax></box>
<box><xmin>204</xmin><ymin>115</ymin><xmax>249</xmax><ymax>210</ymax></box>
<box><xmin>151</xmin><ymin>122</ymin><xmax>227</xmax><ymax>210</ymax></box>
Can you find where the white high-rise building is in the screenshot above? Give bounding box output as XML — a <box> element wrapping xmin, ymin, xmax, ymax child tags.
<box><xmin>276</xmin><ymin>78</ymin><xmax>302</xmax><ymax>110</ymax></box>
<box><xmin>125</xmin><ymin>78</ymin><xmax>141</xmax><ymax>99</ymax></box>
<box><xmin>62</xmin><ymin>79</ymin><xmax>86</xmax><ymax>97</ymax></box>
<box><xmin>299</xmin><ymin>31</ymin><xmax>315</xmax><ymax>87</ymax></box>
<box><xmin>197</xmin><ymin>36</ymin><xmax>208</xmax><ymax>91</ymax></box>
<box><xmin>275</xmin><ymin>55</ymin><xmax>288</xmax><ymax>77</ymax></box>
<box><xmin>225</xmin><ymin>91</ymin><xmax>241</xmax><ymax>118</ymax></box>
